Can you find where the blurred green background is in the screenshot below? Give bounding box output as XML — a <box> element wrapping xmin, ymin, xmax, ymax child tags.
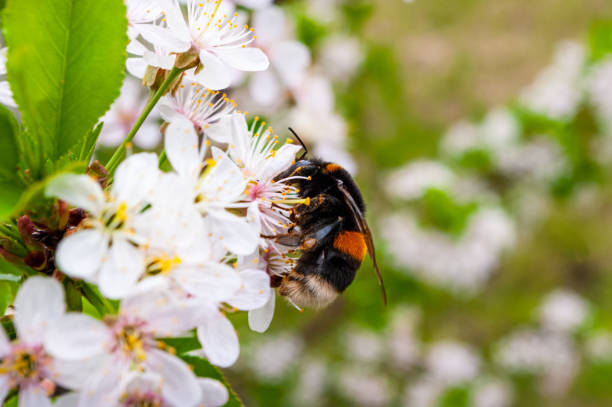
<box><xmin>226</xmin><ymin>0</ymin><xmax>612</xmax><ymax>406</ymax></box>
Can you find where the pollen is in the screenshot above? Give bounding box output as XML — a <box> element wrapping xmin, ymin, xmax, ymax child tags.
<box><xmin>116</xmin><ymin>202</ymin><xmax>128</xmax><ymax>222</ymax></box>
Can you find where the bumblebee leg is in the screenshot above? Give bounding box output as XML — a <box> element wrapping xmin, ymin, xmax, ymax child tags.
<box><xmin>260</xmin><ymin>232</ymin><xmax>302</xmax><ymax>247</ymax></box>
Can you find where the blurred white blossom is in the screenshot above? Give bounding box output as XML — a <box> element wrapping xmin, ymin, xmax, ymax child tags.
<box><xmin>539</xmin><ymin>290</ymin><xmax>589</xmax><ymax>333</ymax></box>
<box><xmin>519</xmin><ymin>41</ymin><xmax>585</xmax><ymax>119</ymax></box>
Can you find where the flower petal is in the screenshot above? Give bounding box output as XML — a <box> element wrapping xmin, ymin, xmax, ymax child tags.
<box><xmin>252</xmin><ymin>6</ymin><xmax>285</xmax><ymax>45</ymax></box>
<box><xmin>44</xmin><ymin>314</ymin><xmax>111</xmax><ymax>361</ymax></box>
<box><xmin>165</xmin><ymin>118</ymin><xmax>203</xmax><ymax>181</ymax></box>
<box><xmin>45</xmin><ymin>174</ymin><xmax>104</xmax><ymax>214</ymax></box>
<box><xmin>55</xmin><ymin>229</ymin><xmax>107</xmax><ymax>280</ymax></box>
<box><xmin>79</xmin><ymin>358</ymin><xmax>126</xmax><ymax>407</ymax></box>
<box><xmin>0</xmin><ymin>326</ymin><xmax>10</xmax><ymax>357</ymax></box>
<box><xmin>200</xmin><ymin>150</ymin><xmax>248</xmax><ymax>202</ymax></box>
<box><xmin>248</xmin><ymin>290</ymin><xmax>275</xmax><ymax>333</ymax></box>
<box><xmin>215</xmin><ymin>47</ymin><xmax>269</xmax><ymax>72</ymax></box>
<box><xmin>175</xmin><ymin>264</ymin><xmax>241</xmax><ymax>302</ymax></box>
<box><xmin>14</xmin><ymin>277</ymin><xmax>65</xmax><ymax>345</ymax></box>
<box><xmin>249</xmin><ymin>70</ymin><xmax>281</xmax><ymax>106</ymax></box>
<box><xmin>227</xmin><ymin>269</ymin><xmax>270</xmax><ymax>310</ymax></box>
<box><xmin>98</xmin><ymin>238</ymin><xmax>145</xmax><ymax>299</ymax></box>
<box><xmin>19</xmin><ymin>385</ymin><xmax>51</xmax><ymax>407</ymax></box>
<box><xmin>144</xmin><ymin>51</ymin><xmax>177</xmax><ymax>70</ymax></box>
<box><xmin>192</xmin><ymin>51</ymin><xmax>232</xmax><ymax>90</ymax></box>
<box><xmin>0</xmin><ymin>376</ymin><xmax>10</xmax><ymax>405</ymax></box>
<box><xmin>208</xmin><ymin>210</ymin><xmax>259</xmax><ymax>255</ymax></box>
<box><xmin>205</xmin><ymin>113</ymin><xmax>235</xmax><ymax>144</ymax></box>
<box><xmin>197</xmin><ymin>312</ymin><xmax>240</xmax><ymax>367</ymax></box>
<box><xmin>146</xmin><ymin>349</ymin><xmax>201</xmax><ymax>406</ymax></box>
<box><xmin>126</xmin><ymin>57</ymin><xmax>147</xmax><ymax>79</ymax></box>
<box><xmin>259</xmin><ymin>143</ymin><xmax>302</xmax><ymax>180</ymax></box>
<box><xmin>198</xmin><ymin>378</ymin><xmax>229</xmax><ymax>407</ymax></box>
<box><xmin>270</xmin><ymin>41</ymin><xmax>311</xmax><ymax>87</ymax></box>
<box><xmin>53</xmin><ymin>393</ymin><xmax>79</xmax><ymax>407</ymax></box>
<box><xmin>0</xmin><ymin>82</ymin><xmax>16</xmax><ymax>108</ymax></box>
<box><xmin>134</xmin><ymin>24</ymin><xmax>190</xmax><ymax>53</ymax></box>
<box><xmin>112</xmin><ymin>153</ymin><xmax>160</xmax><ymax>205</ymax></box>
<box><xmin>163</xmin><ymin>1</ymin><xmax>191</xmax><ymax>42</ymax></box>
<box><xmin>51</xmin><ymin>357</ymin><xmax>106</xmax><ymax>390</ymax></box>
<box><xmin>127</xmin><ymin>39</ymin><xmax>147</xmax><ymax>56</ymax></box>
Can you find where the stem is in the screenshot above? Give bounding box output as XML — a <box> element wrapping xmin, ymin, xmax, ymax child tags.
<box><xmin>158</xmin><ymin>150</ymin><xmax>168</xmax><ymax>168</ymax></box>
<box><xmin>105</xmin><ymin>67</ymin><xmax>184</xmax><ymax>174</ymax></box>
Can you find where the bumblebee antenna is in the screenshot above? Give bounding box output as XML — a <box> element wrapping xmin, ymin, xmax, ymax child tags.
<box><xmin>289</xmin><ymin>127</ymin><xmax>308</xmax><ymax>160</ymax></box>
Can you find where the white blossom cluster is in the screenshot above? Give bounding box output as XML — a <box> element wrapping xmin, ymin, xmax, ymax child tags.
<box><xmin>0</xmin><ymin>0</ymin><xmax>318</xmax><ymax>406</ymax></box>
<box><xmin>381</xmin><ymin>159</ymin><xmax>516</xmax><ymax>294</ymax></box>
<box><xmin>102</xmin><ymin>0</ymin><xmax>362</xmax><ymax>172</ymax></box>
<box><xmin>381</xmin><ymin>38</ymin><xmax>612</xmax><ymax>295</ymax></box>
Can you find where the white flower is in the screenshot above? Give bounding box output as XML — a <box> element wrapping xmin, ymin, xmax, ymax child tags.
<box><xmin>55</xmin><ymin>370</ymin><xmax>228</xmax><ymax>407</ymax></box>
<box><xmin>497</xmin><ymin>137</ymin><xmax>566</xmax><ymax>183</ymax></box>
<box><xmin>126</xmin><ymin>0</ymin><xmax>167</xmax><ymax>39</ymax></box>
<box><xmin>248</xmin><ymin>6</ymin><xmax>311</xmax><ymax>107</ymax></box>
<box><xmin>178</xmin><ymin>0</ymin><xmax>273</xmax><ymax>9</ymax></box>
<box><xmin>44</xmin><ymin>291</ymin><xmax>205</xmax><ymax>407</ymax></box>
<box><xmin>495</xmin><ymin>328</ymin><xmax>579</xmax><ymax>396</ymax></box>
<box><xmin>100</xmin><ymin>76</ymin><xmax>161</xmax><ymax>148</ymax></box>
<box><xmin>0</xmin><ymin>277</ymin><xmax>78</xmax><ymax>407</ymax></box>
<box><xmin>385</xmin><ymin>160</ymin><xmax>455</xmax><ymax>200</ymax></box>
<box><xmin>425</xmin><ymin>341</ymin><xmax>480</xmax><ymax>386</ymax></box>
<box><xmin>338</xmin><ymin>370</ymin><xmax>390</xmax><ymax>407</ymax></box>
<box><xmin>586</xmin><ymin>58</ymin><xmax>612</xmax><ymax>126</ymax></box>
<box><xmin>218</xmin><ymin>114</ymin><xmax>303</xmax><ymax>244</ymax></box>
<box><xmin>381</xmin><ymin>208</ymin><xmax>515</xmax><ymax>294</ymax></box>
<box><xmin>440</xmin><ymin>120</ymin><xmax>480</xmax><ymax>157</ymax></box>
<box><xmin>149</xmin><ymin>0</ymin><xmax>269</xmax><ymax>90</ymax></box>
<box><xmin>479</xmin><ymin>108</ymin><xmax>520</xmax><ymax>152</ymax></box>
<box><xmin>539</xmin><ymin>290</ymin><xmax>589</xmax><ymax>333</ymax></box>
<box><xmin>403</xmin><ymin>378</ymin><xmax>443</xmax><ymax>407</ymax></box>
<box><xmin>0</xmin><ymin>47</ymin><xmax>16</xmax><ymax>108</ymax></box>
<box><xmin>387</xmin><ymin>306</ymin><xmax>421</xmax><ymax>371</ymax></box>
<box><xmin>473</xmin><ymin>378</ymin><xmax>513</xmax><ymax>407</ymax></box>
<box><xmin>158</xmin><ymin>79</ymin><xmax>236</xmax><ymax>131</ymax></box>
<box><xmin>165</xmin><ymin>118</ymin><xmax>260</xmax><ymax>255</ymax></box>
<box><xmin>126</xmin><ymin>37</ymin><xmax>177</xmax><ymax>79</ymax></box>
<box><xmin>45</xmin><ymin>153</ymin><xmax>161</xmax><ymax>298</ymax></box>
<box><xmin>249</xmin><ymin>333</ymin><xmax>303</xmax><ymax>381</ymax></box>
<box><xmin>319</xmin><ymin>36</ymin><xmax>363</xmax><ymax>82</ymax></box>
<box><xmin>519</xmin><ymin>41</ymin><xmax>585</xmax><ymax>119</ymax></box>
<box><xmin>292</xmin><ymin>359</ymin><xmax>326</xmax><ymax>406</ymax></box>
<box><xmin>344</xmin><ymin>327</ymin><xmax>383</xmax><ymax>364</ymax></box>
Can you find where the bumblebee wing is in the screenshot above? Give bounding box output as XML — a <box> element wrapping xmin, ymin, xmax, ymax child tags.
<box><xmin>337</xmin><ymin>182</ymin><xmax>387</xmax><ymax>305</ymax></box>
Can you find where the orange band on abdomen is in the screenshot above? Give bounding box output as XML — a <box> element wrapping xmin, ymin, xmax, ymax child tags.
<box><xmin>325</xmin><ymin>163</ymin><xmax>342</xmax><ymax>173</ymax></box>
<box><xmin>333</xmin><ymin>231</ymin><xmax>367</xmax><ymax>262</ymax></box>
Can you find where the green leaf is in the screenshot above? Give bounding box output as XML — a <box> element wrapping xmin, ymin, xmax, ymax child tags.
<box><xmin>3</xmin><ymin>0</ymin><xmax>128</xmax><ymax>175</ymax></box>
<box><xmin>0</xmin><ymin>159</ymin><xmax>87</xmax><ymax>221</ymax></box>
<box><xmin>0</xmin><ymin>280</ymin><xmax>17</xmax><ymax>315</ymax></box>
<box><xmin>588</xmin><ymin>20</ymin><xmax>612</xmax><ymax>64</ymax></box>
<box><xmin>181</xmin><ymin>355</ymin><xmax>244</xmax><ymax>407</ymax></box>
<box><xmin>0</xmin><ymin>105</ymin><xmax>27</xmax><ymax>220</ymax></box>
<box><xmin>0</xmin><ymin>181</ymin><xmax>26</xmax><ymax>219</ymax></box>
<box><xmin>0</xmin><ymin>105</ymin><xmax>19</xmax><ymax>179</ymax></box>
<box><xmin>161</xmin><ymin>335</ymin><xmax>202</xmax><ymax>354</ymax></box>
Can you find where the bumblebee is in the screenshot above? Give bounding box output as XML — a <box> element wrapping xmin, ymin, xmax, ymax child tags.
<box><xmin>264</xmin><ymin>130</ymin><xmax>387</xmax><ymax>308</ymax></box>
